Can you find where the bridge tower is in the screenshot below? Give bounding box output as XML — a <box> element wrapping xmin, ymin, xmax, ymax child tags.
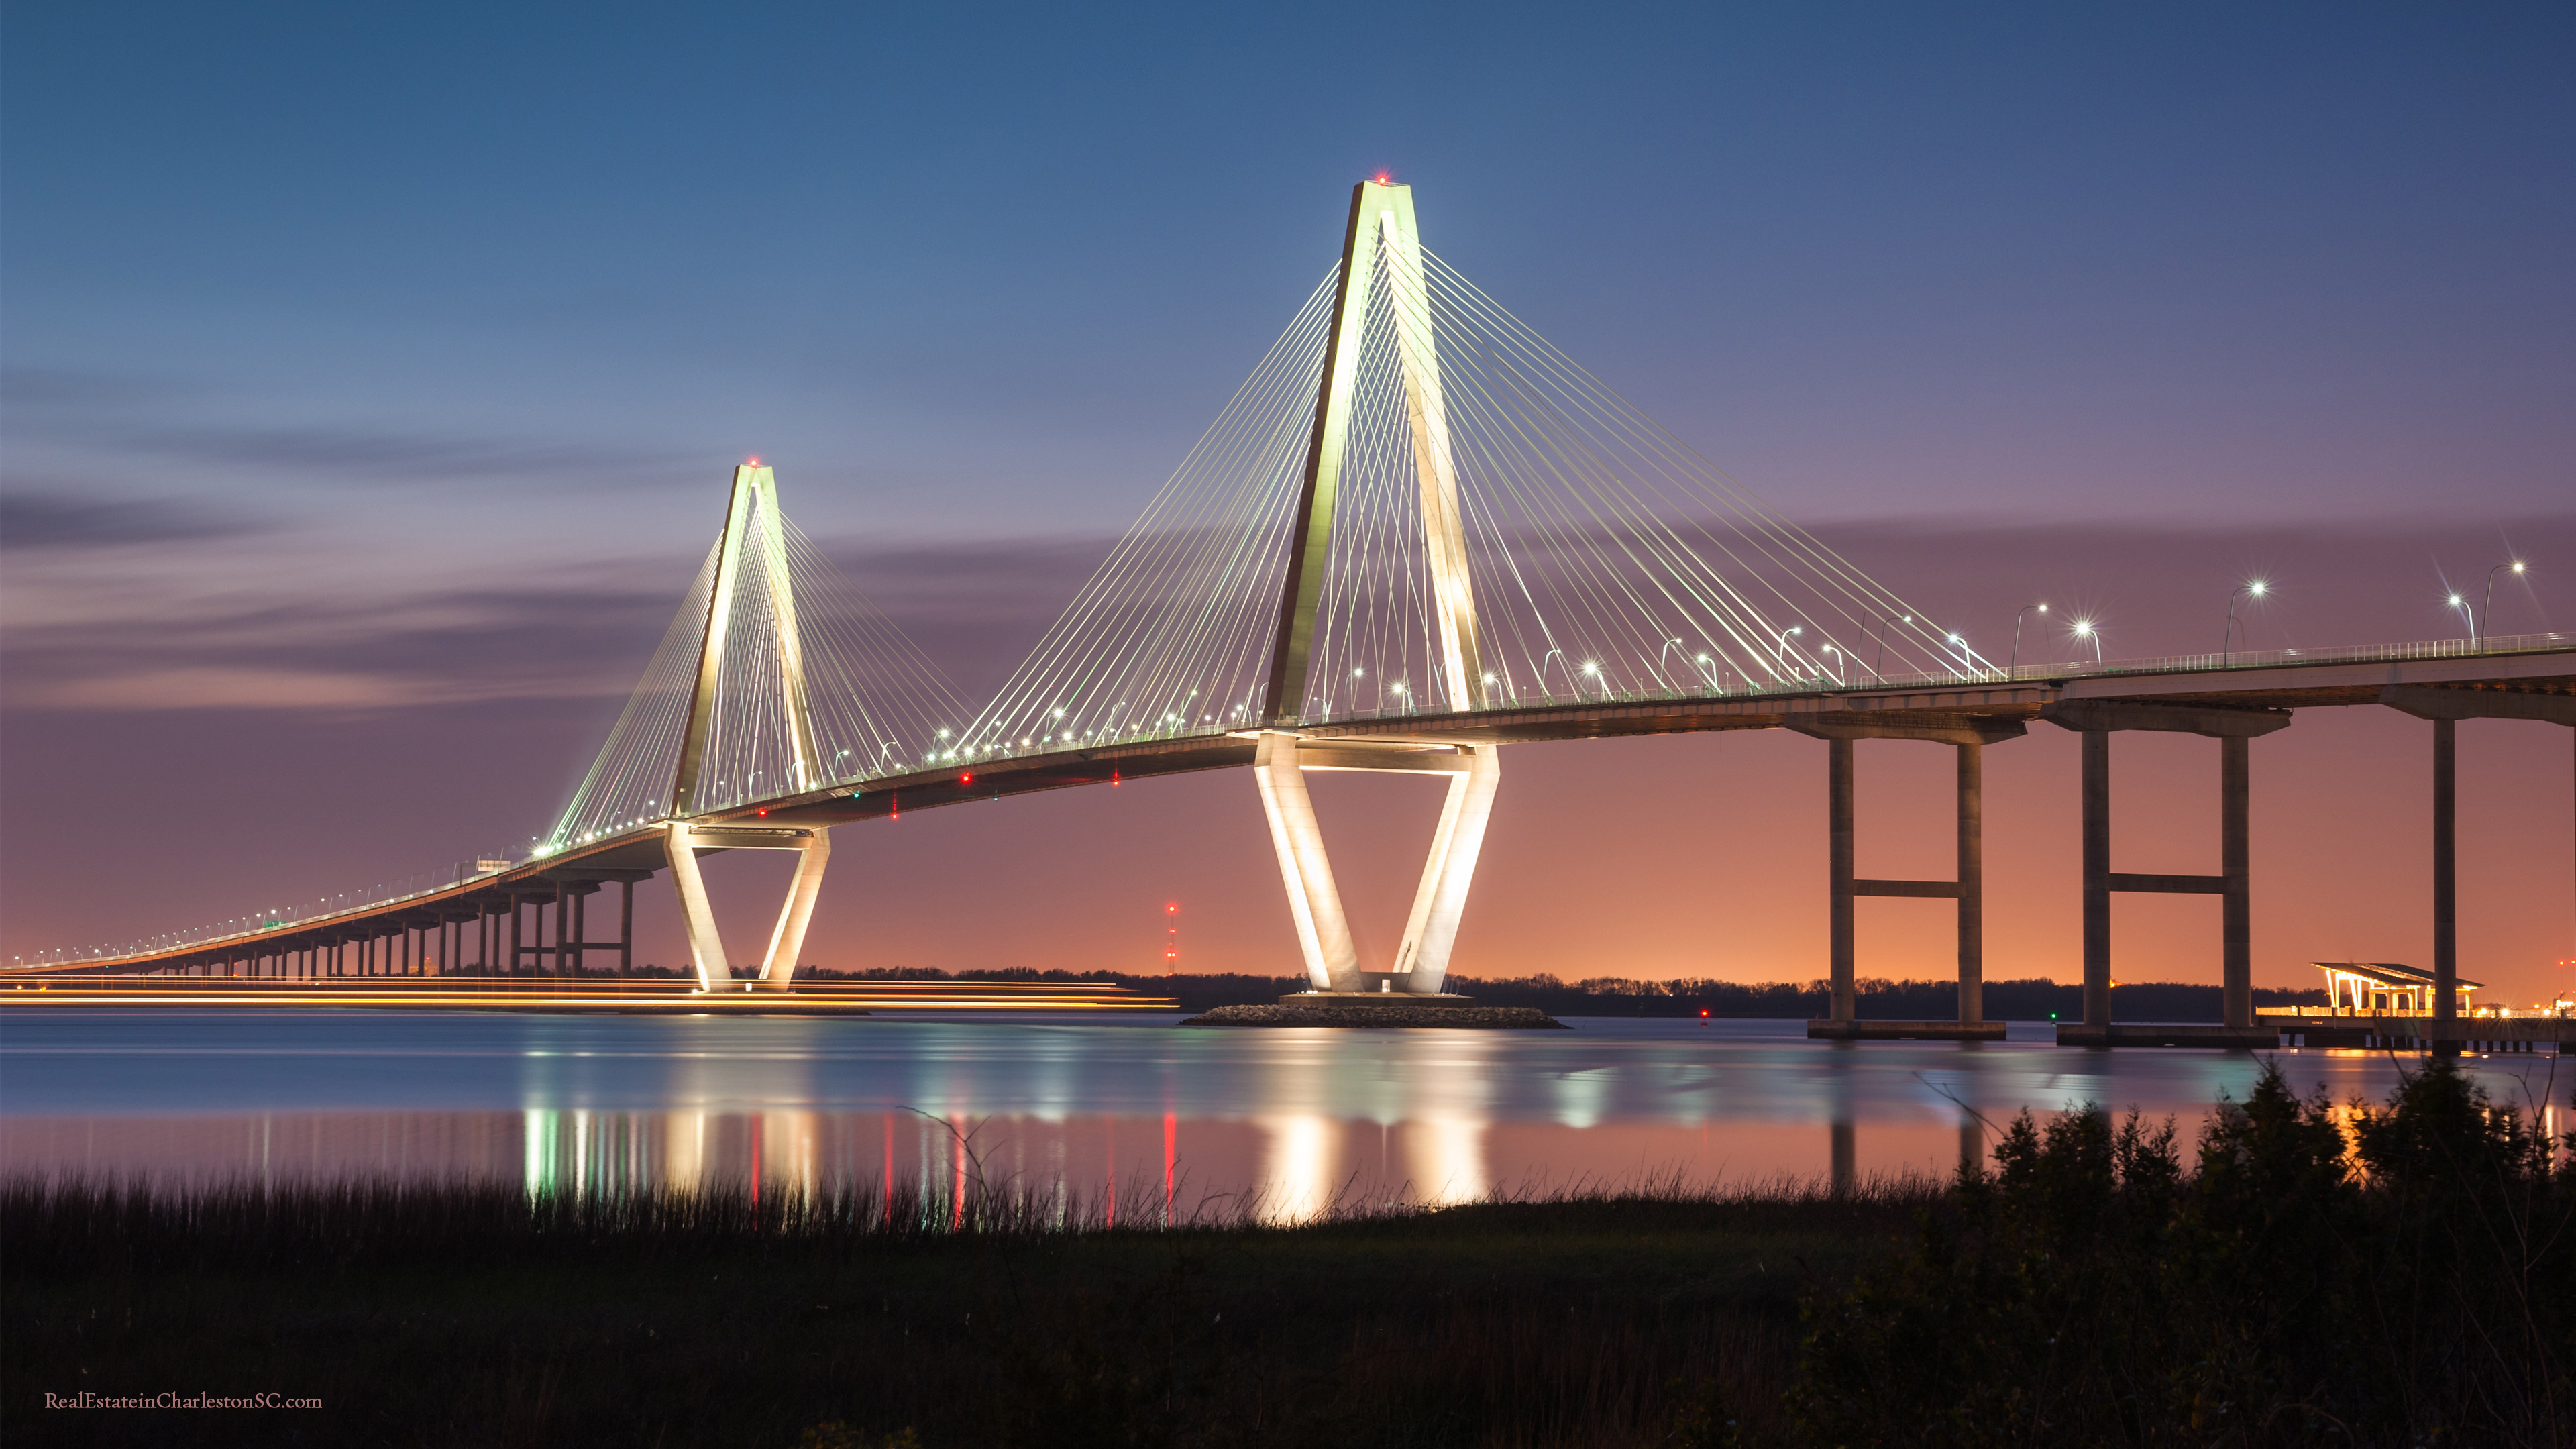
<box><xmin>663</xmin><ymin>462</ymin><xmax>833</xmax><ymax>994</ymax></box>
<box><xmin>1254</xmin><ymin>180</ymin><xmax>1501</xmax><ymax>998</ymax></box>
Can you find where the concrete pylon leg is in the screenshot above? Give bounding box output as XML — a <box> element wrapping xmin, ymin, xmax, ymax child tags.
<box><xmin>2221</xmin><ymin>735</ymin><xmax>2252</xmax><ymax>1030</ymax></box>
<box><xmin>1389</xmin><ymin>745</ymin><xmax>1501</xmax><ymax>994</ymax></box>
<box><xmin>2082</xmin><ymin>730</ymin><xmax>2112</xmax><ymax>1027</ymax></box>
<box><xmin>1828</xmin><ymin>738</ymin><xmax>1856</xmax><ymax>1022</ymax></box>
<box><xmin>1253</xmin><ymin>733</ymin><xmax>1360</xmax><ymax>990</ymax></box>
<box><xmin>1956</xmin><ymin>739</ymin><xmax>1984</xmax><ymax>1025</ymax></box>
<box><xmin>758</xmin><ymin>833</ymin><xmax>832</xmax><ymax>989</ymax></box>
<box><xmin>2432</xmin><ymin>718</ymin><xmax>2457</xmax><ymax>1047</ymax></box>
<box><xmin>665</xmin><ymin>822</ymin><xmax>733</xmax><ymax>994</ymax></box>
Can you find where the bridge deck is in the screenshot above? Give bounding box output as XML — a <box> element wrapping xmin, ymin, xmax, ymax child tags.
<box><xmin>21</xmin><ymin>640</ymin><xmax>2570</xmax><ymax>978</ymax></box>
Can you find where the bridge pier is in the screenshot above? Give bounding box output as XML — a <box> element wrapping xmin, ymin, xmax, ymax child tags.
<box><xmin>2043</xmin><ymin>700</ymin><xmax>2292</xmax><ymax>1039</ymax></box>
<box><xmin>1794</xmin><ymin>718</ymin><xmax>2021</xmax><ymax>1034</ymax></box>
<box><xmin>664</xmin><ymin>821</ymin><xmax>831</xmax><ymax>992</ymax></box>
<box><xmin>2380</xmin><ymin>684</ymin><xmax>2576</xmax><ymax>1052</ymax></box>
<box><xmin>1252</xmin><ymin>731</ymin><xmax>1500</xmax><ymax>996</ymax></box>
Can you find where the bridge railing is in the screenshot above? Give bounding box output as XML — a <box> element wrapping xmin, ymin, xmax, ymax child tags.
<box><xmin>19</xmin><ymin>850</ymin><xmax>530</xmax><ymax>970</ymax></box>
<box><xmin>1275</xmin><ymin>630</ymin><xmax>2575</xmax><ymax>726</ymax></box>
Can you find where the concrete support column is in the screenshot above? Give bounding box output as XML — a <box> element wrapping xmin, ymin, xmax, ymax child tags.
<box><xmin>619</xmin><ymin>881</ymin><xmax>634</xmax><ymax>977</ymax></box>
<box><xmin>1391</xmin><ymin>744</ymin><xmax>1500</xmax><ymax>995</ymax></box>
<box><xmin>665</xmin><ymin>823</ymin><xmax>735</xmax><ymax>993</ymax></box>
<box><xmin>552</xmin><ymin>885</ymin><xmax>567</xmax><ymax>981</ymax></box>
<box><xmin>1829</xmin><ymin>737</ymin><xmax>1855</xmax><ymax>1022</ymax></box>
<box><xmin>2082</xmin><ymin>729</ymin><xmax>2111</xmax><ymax>1027</ymax></box>
<box><xmin>757</xmin><ymin>835</ymin><xmax>832</xmax><ymax>990</ymax></box>
<box><xmin>2433</xmin><ymin>717</ymin><xmax>2458</xmax><ymax>1044</ymax></box>
<box><xmin>2222</xmin><ymin>735</ymin><xmax>2251</xmax><ymax>1030</ymax></box>
<box><xmin>1253</xmin><ymin>732</ymin><xmax>1360</xmax><ymax>992</ymax></box>
<box><xmin>508</xmin><ymin>899</ymin><xmax>521</xmax><ymax>977</ymax></box>
<box><xmin>1956</xmin><ymin>739</ymin><xmax>1984</xmax><ymax>1025</ymax></box>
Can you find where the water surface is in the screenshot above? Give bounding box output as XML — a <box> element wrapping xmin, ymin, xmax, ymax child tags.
<box><xmin>3</xmin><ymin>1011</ymin><xmax>2559</xmax><ymax>1220</ymax></box>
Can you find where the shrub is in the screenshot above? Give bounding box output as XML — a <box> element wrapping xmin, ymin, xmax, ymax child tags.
<box><xmin>1790</xmin><ymin>1060</ymin><xmax>2574</xmax><ymax>1447</ymax></box>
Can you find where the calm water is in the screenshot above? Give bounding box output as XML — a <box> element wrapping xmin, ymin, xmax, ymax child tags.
<box><xmin>2</xmin><ymin>1011</ymin><xmax>2561</xmax><ymax>1220</ymax></box>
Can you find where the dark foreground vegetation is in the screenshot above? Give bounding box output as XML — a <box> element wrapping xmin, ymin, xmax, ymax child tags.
<box><xmin>1801</xmin><ymin>1060</ymin><xmax>2574</xmax><ymax>1446</ymax></box>
<box><xmin>5</xmin><ymin>1062</ymin><xmax>2566</xmax><ymax>1447</ymax></box>
<box><xmin>5</xmin><ymin>1173</ymin><xmax>1925</xmax><ymax>1448</ymax></box>
<box><xmin>798</xmin><ymin>966</ymin><xmax>2329</xmax><ymax>1021</ymax></box>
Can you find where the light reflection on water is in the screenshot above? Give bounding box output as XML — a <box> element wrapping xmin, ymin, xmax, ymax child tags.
<box><xmin>1</xmin><ymin>1010</ymin><xmax>2561</xmax><ymax>1223</ymax></box>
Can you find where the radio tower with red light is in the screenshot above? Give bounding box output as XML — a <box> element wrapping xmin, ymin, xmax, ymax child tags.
<box><xmin>1163</xmin><ymin>902</ymin><xmax>1180</xmax><ymax>976</ymax></box>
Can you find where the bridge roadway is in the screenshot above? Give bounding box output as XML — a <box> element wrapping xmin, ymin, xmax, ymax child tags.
<box><xmin>26</xmin><ymin>636</ymin><xmax>2575</xmax><ymax>979</ymax></box>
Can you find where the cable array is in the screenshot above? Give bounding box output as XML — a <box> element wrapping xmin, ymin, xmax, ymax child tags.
<box><xmin>959</xmin><ymin>235</ymin><xmax>1976</xmax><ymax>759</ymax></box>
<box><xmin>959</xmin><ymin>270</ymin><xmax>1341</xmax><ymax>759</ymax></box>
<box><xmin>546</xmin><ymin>508</ymin><xmax>967</xmax><ymax>851</ymax></box>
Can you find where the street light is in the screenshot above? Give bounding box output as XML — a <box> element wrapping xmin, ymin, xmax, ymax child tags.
<box><xmin>2447</xmin><ymin>591</ymin><xmax>2474</xmax><ymax>643</ymax></box>
<box><xmin>2071</xmin><ymin>618</ymin><xmax>2103</xmax><ymax>666</ymax></box>
<box><xmin>1656</xmin><ymin>637</ymin><xmax>1688</xmax><ymax>690</ymax></box>
<box><xmin>2477</xmin><ymin>559</ymin><xmax>2528</xmax><ymax>649</ymax></box>
<box><xmin>2010</xmin><ymin>602</ymin><xmax>2049</xmax><ymax>672</ymax></box>
<box><xmin>2223</xmin><ymin>580</ymin><xmax>2268</xmax><ymax>664</ymax></box>
<box><xmin>1820</xmin><ymin>644</ymin><xmax>1847</xmax><ymax>686</ymax></box>
<box><xmin>1770</xmin><ymin>625</ymin><xmax>1804</xmax><ymax>682</ymax></box>
<box><xmin>1874</xmin><ymin>614</ymin><xmax>1913</xmax><ymax>680</ymax></box>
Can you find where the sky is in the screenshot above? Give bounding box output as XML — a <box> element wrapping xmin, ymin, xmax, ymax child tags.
<box><xmin>3</xmin><ymin>2</ymin><xmax>2571</xmax><ymax>1002</ymax></box>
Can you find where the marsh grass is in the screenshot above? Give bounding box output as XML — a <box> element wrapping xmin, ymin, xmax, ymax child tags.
<box><xmin>3</xmin><ymin>1167</ymin><xmax>1932</xmax><ymax>1448</ymax></box>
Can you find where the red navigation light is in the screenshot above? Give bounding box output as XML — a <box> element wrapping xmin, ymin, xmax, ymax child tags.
<box><xmin>1699</xmin><ymin>1008</ymin><xmax>1710</xmax><ymax>1018</ymax></box>
<box><xmin>1373</xmin><ymin>172</ymin><xmax>1390</xmax><ymax>184</ymax></box>
<box><xmin>747</xmin><ymin>456</ymin><xmax>760</xmax><ymax>465</ymax></box>
<box><xmin>960</xmin><ymin>771</ymin><xmax>971</xmax><ymax>785</ymax></box>
<box><xmin>1112</xmin><ymin>769</ymin><xmax>1121</xmax><ymax>786</ymax></box>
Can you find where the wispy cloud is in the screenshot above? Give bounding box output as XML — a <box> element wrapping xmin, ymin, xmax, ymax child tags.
<box><xmin>3</xmin><ymin>365</ymin><xmax>687</xmax><ymax>492</ymax></box>
<box><xmin>0</xmin><ymin>493</ymin><xmax>269</xmax><ymax>550</ymax></box>
<box><xmin>0</xmin><ymin>582</ymin><xmax>688</xmax><ymax>714</ymax></box>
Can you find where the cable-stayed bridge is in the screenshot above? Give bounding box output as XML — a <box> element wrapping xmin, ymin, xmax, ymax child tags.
<box><xmin>19</xmin><ymin>180</ymin><xmax>2573</xmax><ymax>1046</ymax></box>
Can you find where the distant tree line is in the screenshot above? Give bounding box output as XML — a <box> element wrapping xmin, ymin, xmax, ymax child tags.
<box><xmin>804</xmin><ymin>966</ymin><xmax>2326</xmax><ymax>1022</ymax></box>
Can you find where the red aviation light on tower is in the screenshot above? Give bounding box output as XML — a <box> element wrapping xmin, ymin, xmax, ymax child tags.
<box><xmin>1373</xmin><ymin>171</ymin><xmax>1391</xmax><ymax>184</ymax></box>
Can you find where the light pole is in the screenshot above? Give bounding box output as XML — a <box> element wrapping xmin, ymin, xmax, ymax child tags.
<box><xmin>2010</xmin><ymin>602</ymin><xmax>2049</xmax><ymax>673</ymax></box>
<box><xmin>2477</xmin><ymin>559</ymin><xmax>2528</xmax><ymax>649</ymax></box>
<box><xmin>2072</xmin><ymin>619</ymin><xmax>2103</xmax><ymax>666</ymax></box>
<box><xmin>1656</xmin><ymin>637</ymin><xmax>1689</xmax><ymax>692</ymax></box>
<box><xmin>1820</xmin><ymin>644</ymin><xmax>1847</xmax><ymax>686</ymax></box>
<box><xmin>1874</xmin><ymin>614</ymin><xmax>1912</xmax><ymax>680</ymax></box>
<box><xmin>2223</xmin><ymin>581</ymin><xmax>2268</xmax><ymax>664</ymax></box>
<box><xmin>1769</xmin><ymin>625</ymin><xmax>1803</xmax><ymax>682</ymax></box>
<box><xmin>2447</xmin><ymin>591</ymin><xmax>2475</xmax><ymax>643</ymax></box>
<box><xmin>1693</xmin><ymin>653</ymin><xmax>1723</xmax><ymax>692</ymax></box>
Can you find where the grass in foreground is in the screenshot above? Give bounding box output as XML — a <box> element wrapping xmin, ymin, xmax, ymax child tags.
<box><xmin>3</xmin><ymin>1171</ymin><xmax>1929</xmax><ymax>1448</ymax></box>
